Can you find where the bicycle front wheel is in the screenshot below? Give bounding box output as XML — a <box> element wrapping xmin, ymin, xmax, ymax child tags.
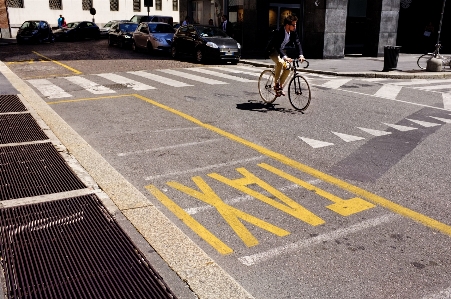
<box><xmin>417</xmin><ymin>54</ymin><xmax>433</xmax><ymax>69</ymax></box>
<box><xmin>258</xmin><ymin>70</ymin><xmax>277</xmax><ymax>104</ymax></box>
<box><xmin>288</xmin><ymin>75</ymin><xmax>311</xmax><ymax>111</ymax></box>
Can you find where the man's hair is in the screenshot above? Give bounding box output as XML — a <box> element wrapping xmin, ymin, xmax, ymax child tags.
<box><xmin>283</xmin><ymin>15</ymin><xmax>298</xmax><ymax>26</ymax></box>
<box><xmin>222</xmin><ymin>15</ymin><xmax>228</xmax><ymax>20</ymax></box>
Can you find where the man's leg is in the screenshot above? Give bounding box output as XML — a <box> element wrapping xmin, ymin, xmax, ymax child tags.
<box><xmin>269</xmin><ymin>52</ymin><xmax>286</xmax><ymax>96</ymax></box>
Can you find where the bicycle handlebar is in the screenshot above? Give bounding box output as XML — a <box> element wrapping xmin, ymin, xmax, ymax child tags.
<box><xmin>287</xmin><ymin>58</ymin><xmax>309</xmax><ymax>69</ymax></box>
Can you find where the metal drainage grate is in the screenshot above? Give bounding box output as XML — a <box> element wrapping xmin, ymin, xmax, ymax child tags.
<box><xmin>0</xmin><ymin>194</ymin><xmax>177</xmax><ymax>299</ymax></box>
<box><xmin>0</xmin><ymin>113</ymin><xmax>49</xmax><ymax>144</ymax></box>
<box><xmin>0</xmin><ymin>143</ymin><xmax>86</xmax><ymax>200</ymax></box>
<box><xmin>0</xmin><ymin>95</ymin><xmax>27</xmax><ymax>113</ymax></box>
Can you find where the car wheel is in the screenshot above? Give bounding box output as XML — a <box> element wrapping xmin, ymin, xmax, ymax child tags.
<box><xmin>120</xmin><ymin>40</ymin><xmax>125</xmax><ymax>49</ymax></box>
<box><xmin>132</xmin><ymin>41</ymin><xmax>138</xmax><ymax>52</ymax></box>
<box><xmin>195</xmin><ymin>49</ymin><xmax>203</xmax><ymax>63</ymax></box>
<box><xmin>147</xmin><ymin>42</ymin><xmax>154</xmax><ymax>54</ymax></box>
<box><xmin>171</xmin><ymin>46</ymin><xmax>178</xmax><ymax>59</ymax></box>
<box><xmin>108</xmin><ymin>37</ymin><xmax>113</xmax><ymax>46</ymax></box>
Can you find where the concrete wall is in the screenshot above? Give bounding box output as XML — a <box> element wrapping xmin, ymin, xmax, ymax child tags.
<box><xmin>377</xmin><ymin>0</ymin><xmax>401</xmax><ymax>56</ymax></box>
<box><xmin>323</xmin><ymin>0</ymin><xmax>348</xmax><ymax>58</ymax></box>
<box><xmin>7</xmin><ymin>0</ymin><xmax>179</xmax><ymax>37</ymax></box>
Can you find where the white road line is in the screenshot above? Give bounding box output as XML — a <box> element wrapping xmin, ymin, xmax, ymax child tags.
<box><xmin>382</xmin><ymin>122</ymin><xmax>418</xmax><ymax>131</ymax></box>
<box><xmin>298</xmin><ymin>137</ymin><xmax>334</xmax><ymax>148</ymax></box>
<box><xmin>234</xmin><ymin>65</ymin><xmax>264</xmax><ymax>72</ymax></box>
<box><xmin>185</xmin><ymin>180</ymin><xmax>322</xmax><ymax>215</ymax></box>
<box><xmin>64</xmin><ymin>76</ymin><xmax>115</xmax><ymax>94</ymax></box>
<box><xmin>158</xmin><ymin>69</ymin><xmax>228</xmax><ymax>85</ymax></box>
<box><xmin>357</xmin><ymin>127</ymin><xmax>392</xmax><ymax>136</ymax></box>
<box><xmin>96</xmin><ymin>73</ymin><xmax>155</xmax><ymax>90</ymax></box>
<box><xmin>118</xmin><ymin>138</ymin><xmax>223</xmax><ymax>157</ymax></box>
<box><xmin>210</xmin><ymin>67</ymin><xmax>261</xmax><ymax>76</ymax></box>
<box><xmin>144</xmin><ymin>156</ymin><xmax>266</xmax><ymax>180</ymax></box>
<box><xmin>128</xmin><ymin>70</ymin><xmax>193</xmax><ymax>87</ymax></box>
<box><xmin>186</xmin><ymin>68</ymin><xmax>256</xmax><ymax>82</ymax></box>
<box><xmin>443</xmin><ymin>93</ymin><xmax>451</xmax><ymax>110</ymax></box>
<box><xmin>390</xmin><ymin>79</ymin><xmax>450</xmax><ymax>86</ymax></box>
<box><xmin>331</xmin><ymin>132</ymin><xmax>365</xmax><ymax>142</ymax></box>
<box><xmin>27</xmin><ymin>79</ymin><xmax>72</xmax><ymax>99</ymax></box>
<box><xmin>238</xmin><ymin>214</ymin><xmax>400</xmax><ymax>266</ymax></box>
<box><xmin>359</xmin><ymin>78</ymin><xmax>388</xmax><ymax>82</ymax></box>
<box><xmin>321</xmin><ymin>78</ymin><xmax>352</xmax><ymax>89</ymax></box>
<box><xmin>374</xmin><ymin>85</ymin><xmax>403</xmax><ymax>99</ymax></box>
<box><xmin>422</xmin><ymin>286</ymin><xmax>451</xmax><ymax>299</ymax></box>
<box><xmin>414</xmin><ymin>84</ymin><xmax>451</xmax><ymax>91</ymax></box>
<box><xmin>406</xmin><ymin>118</ymin><xmax>441</xmax><ymax>127</ymax></box>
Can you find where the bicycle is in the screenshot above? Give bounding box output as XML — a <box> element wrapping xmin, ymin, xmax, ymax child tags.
<box><xmin>258</xmin><ymin>59</ymin><xmax>311</xmax><ymax>111</ymax></box>
<box><xmin>417</xmin><ymin>43</ymin><xmax>451</xmax><ymax>69</ymax></box>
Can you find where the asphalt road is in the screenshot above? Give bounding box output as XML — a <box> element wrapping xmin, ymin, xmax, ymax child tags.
<box><xmin>2</xmin><ymin>39</ymin><xmax>451</xmax><ymax>299</ymax></box>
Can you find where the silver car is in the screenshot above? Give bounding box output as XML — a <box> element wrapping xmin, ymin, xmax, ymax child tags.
<box><xmin>132</xmin><ymin>22</ymin><xmax>175</xmax><ymax>53</ymax></box>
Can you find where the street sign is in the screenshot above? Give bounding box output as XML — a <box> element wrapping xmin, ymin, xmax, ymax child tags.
<box><xmin>144</xmin><ymin>0</ymin><xmax>153</xmax><ymax>7</ymax></box>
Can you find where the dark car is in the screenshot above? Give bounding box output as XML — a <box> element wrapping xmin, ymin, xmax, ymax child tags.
<box><xmin>100</xmin><ymin>19</ymin><xmax>127</xmax><ymax>37</ymax></box>
<box><xmin>53</xmin><ymin>21</ymin><xmax>100</xmax><ymax>41</ymax></box>
<box><xmin>171</xmin><ymin>25</ymin><xmax>241</xmax><ymax>64</ymax></box>
<box><xmin>16</xmin><ymin>20</ymin><xmax>54</xmax><ymax>44</ymax></box>
<box><xmin>108</xmin><ymin>21</ymin><xmax>138</xmax><ymax>48</ymax></box>
<box><xmin>132</xmin><ymin>22</ymin><xmax>175</xmax><ymax>53</ymax></box>
<box><xmin>130</xmin><ymin>15</ymin><xmax>173</xmax><ymax>26</ymax></box>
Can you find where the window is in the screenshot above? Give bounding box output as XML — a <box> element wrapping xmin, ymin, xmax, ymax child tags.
<box><xmin>173</xmin><ymin>0</ymin><xmax>178</xmax><ymax>11</ymax></box>
<box><xmin>110</xmin><ymin>0</ymin><xmax>118</xmax><ymax>11</ymax></box>
<box><xmin>49</xmin><ymin>0</ymin><xmax>62</xmax><ymax>10</ymax></box>
<box><xmin>82</xmin><ymin>0</ymin><xmax>93</xmax><ymax>10</ymax></box>
<box><xmin>6</xmin><ymin>0</ymin><xmax>23</xmax><ymax>8</ymax></box>
<box><xmin>133</xmin><ymin>0</ymin><xmax>141</xmax><ymax>12</ymax></box>
<box><xmin>155</xmin><ymin>0</ymin><xmax>161</xmax><ymax>11</ymax></box>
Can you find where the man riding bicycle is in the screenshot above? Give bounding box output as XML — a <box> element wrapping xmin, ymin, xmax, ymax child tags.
<box><xmin>266</xmin><ymin>15</ymin><xmax>305</xmax><ymax>97</ymax></box>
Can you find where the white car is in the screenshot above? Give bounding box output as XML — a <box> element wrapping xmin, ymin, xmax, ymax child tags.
<box><xmin>132</xmin><ymin>22</ymin><xmax>175</xmax><ymax>53</ymax></box>
<box><xmin>100</xmin><ymin>20</ymin><xmax>126</xmax><ymax>37</ymax></box>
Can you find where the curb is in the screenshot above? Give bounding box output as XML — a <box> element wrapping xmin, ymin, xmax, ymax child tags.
<box><xmin>239</xmin><ymin>59</ymin><xmax>451</xmax><ymax>79</ymax></box>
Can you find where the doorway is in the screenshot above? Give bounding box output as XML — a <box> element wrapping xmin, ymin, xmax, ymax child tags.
<box><xmin>344</xmin><ymin>0</ymin><xmax>367</xmax><ymax>55</ymax></box>
<box><xmin>269</xmin><ymin>3</ymin><xmax>303</xmax><ymax>40</ymax></box>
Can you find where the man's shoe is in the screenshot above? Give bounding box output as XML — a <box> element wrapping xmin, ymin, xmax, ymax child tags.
<box><xmin>274</xmin><ymin>83</ymin><xmax>285</xmax><ymax>96</ymax></box>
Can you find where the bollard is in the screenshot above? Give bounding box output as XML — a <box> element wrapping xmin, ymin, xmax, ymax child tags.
<box><xmin>426</xmin><ymin>57</ymin><xmax>442</xmax><ymax>72</ymax></box>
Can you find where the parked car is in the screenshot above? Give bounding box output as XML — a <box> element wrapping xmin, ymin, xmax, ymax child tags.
<box><xmin>108</xmin><ymin>21</ymin><xmax>139</xmax><ymax>48</ymax></box>
<box><xmin>100</xmin><ymin>20</ymin><xmax>127</xmax><ymax>37</ymax></box>
<box><xmin>132</xmin><ymin>22</ymin><xmax>175</xmax><ymax>53</ymax></box>
<box><xmin>130</xmin><ymin>15</ymin><xmax>173</xmax><ymax>26</ymax></box>
<box><xmin>171</xmin><ymin>24</ymin><xmax>241</xmax><ymax>64</ymax></box>
<box><xmin>53</xmin><ymin>21</ymin><xmax>100</xmax><ymax>41</ymax></box>
<box><xmin>16</xmin><ymin>20</ymin><xmax>54</xmax><ymax>44</ymax></box>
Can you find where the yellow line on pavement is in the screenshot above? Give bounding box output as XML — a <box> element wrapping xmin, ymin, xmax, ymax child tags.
<box><xmin>32</xmin><ymin>51</ymin><xmax>82</xmax><ymax>75</ymax></box>
<box><xmin>50</xmin><ymin>93</ymin><xmax>451</xmax><ymax>237</ymax></box>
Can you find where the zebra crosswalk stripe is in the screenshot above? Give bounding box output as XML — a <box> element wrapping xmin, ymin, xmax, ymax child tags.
<box><xmin>97</xmin><ymin>73</ymin><xmax>155</xmax><ymax>90</ymax></box>
<box><xmin>27</xmin><ymin>79</ymin><xmax>72</xmax><ymax>99</ymax></box>
<box><xmin>65</xmin><ymin>76</ymin><xmax>116</xmax><ymax>94</ymax></box>
<box><xmin>442</xmin><ymin>93</ymin><xmax>451</xmax><ymax>110</ymax></box>
<box><xmin>158</xmin><ymin>69</ymin><xmax>228</xmax><ymax>85</ymax></box>
<box><xmin>187</xmin><ymin>68</ymin><xmax>256</xmax><ymax>82</ymax></box>
<box><xmin>210</xmin><ymin>67</ymin><xmax>261</xmax><ymax>76</ymax></box>
<box><xmin>374</xmin><ymin>85</ymin><xmax>403</xmax><ymax>99</ymax></box>
<box><xmin>321</xmin><ymin>78</ymin><xmax>352</xmax><ymax>89</ymax></box>
<box><xmin>128</xmin><ymin>70</ymin><xmax>193</xmax><ymax>87</ymax></box>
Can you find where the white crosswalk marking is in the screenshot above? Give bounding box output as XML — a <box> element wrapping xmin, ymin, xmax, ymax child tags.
<box><xmin>382</xmin><ymin>123</ymin><xmax>417</xmax><ymax>131</ymax></box>
<box><xmin>186</xmin><ymin>68</ymin><xmax>256</xmax><ymax>82</ymax></box>
<box><xmin>406</xmin><ymin>118</ymin><xmax>441</xmax><ymax>127</ymax></box>
<box><xmin>390</xmin><ymin>79</ymin><xmax>449</xmax><ymax>86</ymax></box>
<box><xmin>96</xmin><ymin>73</ymin><xmax>155</xmax><ymax>90</ymax></box>
<box><xmin>321</xmin><ymin>78</ymin><xmax>352</xmax><ymax>89</ymax></box>
<box><xmin>443</xmin><ymin>93</ymin><xmax>451</xmax><ymax>110</ymax></box>
<box><xmin>158</xmin><ymin>69</ymin><xmax>228</xmax><ymax>85</ymax></box>
<box><xmin>128</xmin><ymin>71</ymin><xmax>193</xmax><ymax>87</ymax></box>
<box><xmin>429</xmin><ymin>116</ymin><xmax>451</xmax><ymax>123</ymax></box>
<box><xmin>211</xmin><ymin>67</ymin><xmax>261</xmax><ymax>76</ymax></box>
<box><xmin>374</xmin><ymin>85</ymin><xmax>403</xmax><ymax>99</ymax></box>
<box><xmin>357</xmin><ymin>127</ymin><xmax>392</xmax><ymax>136</ymax></box>
<box><xmin>65</xmin><ymin>76</ymin><xmax>115</xmax><ymax>94</ymax></box>
<box><xmin>233</xmin><ymin>65</ymin><xmax>263</xmax><ymax>72</ymax></box>
<box><xmin>27</xmin><ymin>79</ymin><xmax>72</xmax><ymax>99</ymax></box>
<box><xmin>298</xmin><ymin>137</ymin><xmax>334</xmax><ymax>148</ymax></box>
<box><xmin>413</xmin><ymin>84</ymin><xmax>451</xmax><ymax>91</ymax></box>
<box><xmin>332</xmin><ymin>132</ymin><xmax>365</xmax><ymax>142</ymax></box>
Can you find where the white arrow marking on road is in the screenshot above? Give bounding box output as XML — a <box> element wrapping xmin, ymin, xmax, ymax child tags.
<box><xmin>442</xmin><ymin>93</ymin><xmax>451</xmax><ymax>110</ymax></box>
<box><xmin>374</xmin><ymin>85</ymin><xmax>403</xmax><ymax>99</ymax></box>
<box><xmin>129</xmin><ymin>71</ymin><xmax>193</xmax><ymax>87</ymax></box>
<box><xmin>321</xmin><ymin>78</ymin><xmax>352</xmax><ymax>89</ymax></box>
<box><xmin>298</xmin><ymin>137</ymin><xmax>334</xmax><ymax>148</ymax></box>
<box><xmin>97</xmin><ymin>73</ymin><xmax>155</xmax><ymax>90</ymax></box>
<box><xmin>64</xmin><ymin>76</ymin><xmax>115</xmax><ymax>94</ymax></box>
<box><xmin>382</xmin><ymin>123</ymin><xmax>417</xmax><ymax>131</ymax></box>
<box><xmin>331</xmin><ymin>132</ymin><xmax>365</xmax><ymax>142</ymax></box>
<box><xmin>158</xmin><ymin>69</ymin><xmax>228</xmax><ymax>85</ymax></box>
<box><xmin>429</xmin><ymin>116</ymin><xmax>451</xmax><ymax>123</ymax></box>
<box><xmin>186</xmin><ymin>68</ymin><xmax>257</xmax><ymax>82</ymax></box>
<box><xmin>405</xmin><ymin>118</ymin><xmax>441</xmax><ymax>127</ymax></box>
<box><xmin>357</xmin><ymin>127</ymin><xmax>392</xmax><ymax>136</ymax></box>
<box><xmin>27</xmin><ymin>79</ymin><xmax>72</xmax><ymax>98</ymax></box>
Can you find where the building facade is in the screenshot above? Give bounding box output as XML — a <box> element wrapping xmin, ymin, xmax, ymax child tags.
<box><xmin>0</xmin><ymin>0</ymin><xmax>180</xmax><ymax>38</ymax></box>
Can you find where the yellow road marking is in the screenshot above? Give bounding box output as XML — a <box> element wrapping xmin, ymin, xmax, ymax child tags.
<box><xmin>167</xmin><ymin>177</ymin><xmax>289</xmax><ymax>247</ymax></box>
<box><xmin>145</xmin><ymin>184</ymin><xmax>234</xmax><ymax>254</ymax></box>
<box><xmin>32</xmin><ymin>51</ymin><xmax>82</xmax><ymax>75</ymax></box>
<box><xmin>208</xmin><ymin>167</ymin><xmax>324</xmax><ymax>225</ymax></box>
<box><xmin>50</xmin><ymin>93</ymin><xmax>451</xmax><ymax>237</ymax></box>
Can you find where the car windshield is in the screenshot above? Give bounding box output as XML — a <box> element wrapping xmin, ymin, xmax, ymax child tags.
<box><xmin>119</xmin><ymin>23</ymin><xmax>138</xmax><ymax>32</ymax></box>
<box><xmin>104</xmin><ymin>21</ymin><xmax>114</xmax><ymax>28</ymax></box>
<box><xmin>196</xmin><ymin>26</ymin><xmax>228</xmax><ymax>38</ymax></box>
<box><xmin>66</xmin><ymin>22</ymin><xmax>79</xmax><ymax>28</ymax></box>
<box><xmin>20</xmin><ymin>21</ymin><xmax>40</xmax><ymax>29</ymax></box>
<box><xmin>148</xmin><ymin>24</ymin><xmax>175</xmax><ymax>34</ymax></box>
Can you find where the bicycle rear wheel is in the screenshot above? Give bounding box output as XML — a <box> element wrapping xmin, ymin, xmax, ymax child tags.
<box><xmin>288</xmin><ymin>75</ymin><xmax>311</xmax><ymax>111</ymax></box>
<box><xmin>258</xmin><ymin>70</ymin><xmax>277</xmax><ymax>104</ymax></box>
<box><xmin>417</xmin><ymin>54</ymin><xmax>433</xmax><ymax>69</ymax></box>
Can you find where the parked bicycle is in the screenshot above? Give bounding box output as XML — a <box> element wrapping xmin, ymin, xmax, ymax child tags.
<box><xmin>417</xmin><ymin>43</ymin><xmax>451</xmax><ymax>69</ymax></box>
<box><xmin>258</xmin><ymin>59</ymin><xmax>311</xmax><ymax>111</ymax></box>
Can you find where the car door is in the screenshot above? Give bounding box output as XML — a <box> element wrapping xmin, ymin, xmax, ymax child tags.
<box><xmin>174</xmin><ymin>26</ymin><xmax>188</xmax><ymax>54</ymax></box>
<box><xmin>85</xmin><ymin>22</ymin><xmax>97</xmax><ymax>39</ymax></box>
<box><xmin>109</xmin><ymin>22</ymin><xmax>119</xmax><ymax>44</ymax></box>
<box><xmin>138</xmin><ymin>24</ymin><xmax>150</xmax><ymax>48</ymax></box>
<box><xmin>186</xmin><ymin>26</ymin><xmax>198</xmax><ymax>56</ymax></box>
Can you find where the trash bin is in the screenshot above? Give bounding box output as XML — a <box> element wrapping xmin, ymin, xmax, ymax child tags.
<box><xmin>383</xmin><ymin>46</ymin><xmax>401</xmax><ymax>71</ymax></box>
